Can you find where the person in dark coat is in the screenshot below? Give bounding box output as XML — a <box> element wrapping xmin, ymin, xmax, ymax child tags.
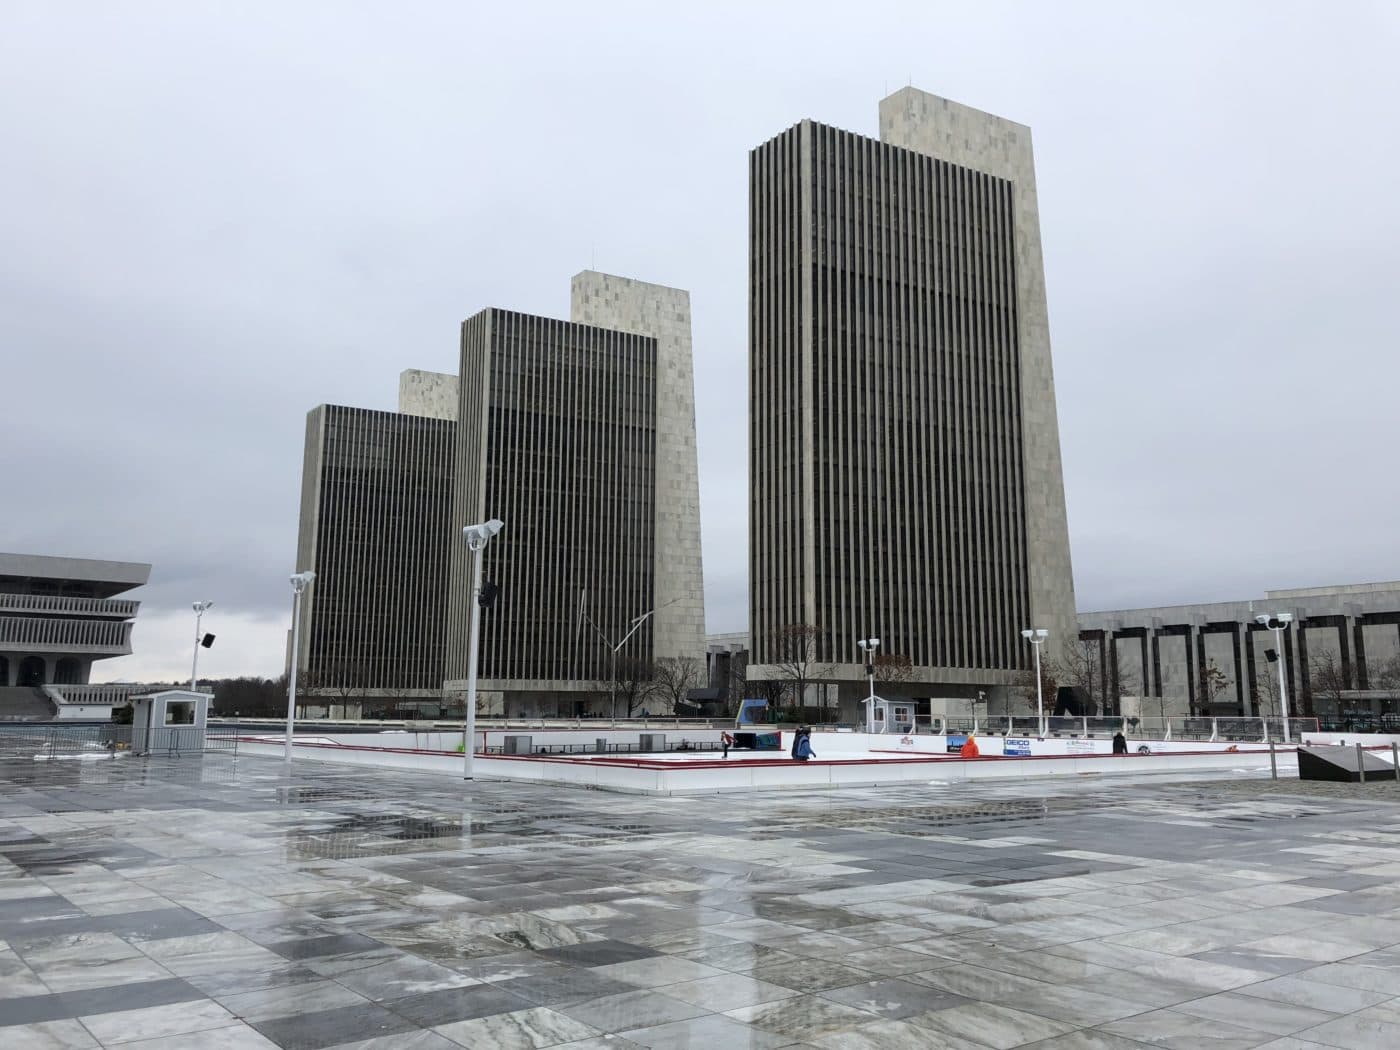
<box><xmin>1112</xmin><ymin>731</ymin><xmax>1128</xmax><ymax>755</ymax></box>
<box><xmin>791</xmin><ymin>727</ymin><xmax>805</xmax><ymax>759</ymax></box>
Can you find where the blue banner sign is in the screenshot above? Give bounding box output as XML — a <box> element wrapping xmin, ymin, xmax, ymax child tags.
<box><xmin>1004</xmin><ymin>738</ymin><xmax>1032</xmax><ymax>757</ymax></box>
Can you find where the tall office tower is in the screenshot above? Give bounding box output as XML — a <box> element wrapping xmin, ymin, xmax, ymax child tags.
<box><xmin>749</xmin><ymin>87</ymin><xmax>1076</xmax><ymax>710</ymax></box>
<box><xmin>443</xmin><ymin>274</ymin><xmax>704</xmax><ymax>715</ymax></box>
<box><xmin>294</xmin><ymin>401</ymin><xmax>456</xmax><ymax>715</ymax></box>
<box><xmin>570</xmin><ymin>272</ymin><xmax>705</xmax><ymax>664</ymax></box>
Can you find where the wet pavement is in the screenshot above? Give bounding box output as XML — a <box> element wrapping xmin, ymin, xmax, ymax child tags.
<box><xmin>3</xmin><ymin>756</ymin><xmax>1400</xmax><ymax>1047</ymax></box>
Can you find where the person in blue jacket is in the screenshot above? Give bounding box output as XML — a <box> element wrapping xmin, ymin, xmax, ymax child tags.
<box><xmin>793</xmin><ymin>729</ymin><xmax>815</xmax><ymax>762</ymax></box>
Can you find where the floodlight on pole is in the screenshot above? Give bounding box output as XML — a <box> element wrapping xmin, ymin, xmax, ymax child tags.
<box><xmin>190</xmin><ymin>601</ymin><xmax>214</xmax><ymax>692</ymax></box>
<box><xmin>857</xmin><ymin>638</ymin><xmax>880</xmax><ymax>733</ymax></box>
<box><xmin>1021</xmin><ymin>628</ymin><xmax>1049</xmax><ymax>737</ymax></box>
<box><xmin>285</xmin><ymin>572</ymin><xmax>316</xmax><ymax>762</ymax></box>
<box><xmin>1255</xmin><ymin>612</ymin><xmax>1294</xmax><ymax>742</ymax></box>
<box><xmin>462</xmin><ymin>519</ymin><xmax>504</xmax><ymax>779</ymax></box>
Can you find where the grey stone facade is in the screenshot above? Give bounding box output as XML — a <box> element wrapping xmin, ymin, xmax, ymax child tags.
<box><xmin>1079</xmin><ymin>581</ymin><xmax>1400</xmax><ymax>721</ymax></box>
<box><xmin>748</xmin><ymin>88</ymin><xmax>1076</xmax><ymax>708</ymax></box>
<box><xmin>398</xmin><ymin>369</ymin><xmax>459</xmax><ymax>421</ymax></box>
<box><xmin>569</xmin><ymin>271</ymin><xmax>705</xmax><ymax>664</ymax></box>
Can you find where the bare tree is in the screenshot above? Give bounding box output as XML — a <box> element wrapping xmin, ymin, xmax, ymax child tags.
<box><xmin>1251</xmin><ymin>666</ymin><xmax>1281</xmax><ymax>720</ymax></box>
<box><xmin>873</xmin><ymin>653</ymin><xmax>915</xmax><ymax>693</ymax></box>
<box><xmin>772</xmin><ymin>624</ymin><xmax>834</xmax><ymax>713</ymax></box>
<box><xmin>1059</xmin><ymin>637</ymin><xmax>1137</xmax><ymax>716</ymax></box>
<box><xmin>724</xmin><ymin>649</ymin><xmax>750</xmax><ymax>715</ymax></box>
<box><xmin>1309</xmin><ymin>652</ymin><xmax>1348</xmax><ymax>721</ymax></box>
<box><xmin>646</xmin><ymin>656</ymin><xmax>702</xmax><ymax>715</ymax></box>
<box><xmin>611</xmin><ymin>658</ymin><xmax>654</xmax><ymax>718</ymax></box>
<box><xmin>1196</xmin><ymin>659</ymin><xmax>1231</xmax><ymax>717</ymax></box>
<box><xmin>1012</xmin><ymin>659</ymin><xmax>1059</xmax><ymax>718</ymax></box>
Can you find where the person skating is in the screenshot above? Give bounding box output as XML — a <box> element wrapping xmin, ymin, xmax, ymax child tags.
<box><xmin>794</xmin><ymin>729</ymin><xmax>815</xmax><ymax>762</ymax></box>
<box><xmin>1112</xmin><ymin>731</ymin><xmax>1128</xmax><ymax>755</ymax></box>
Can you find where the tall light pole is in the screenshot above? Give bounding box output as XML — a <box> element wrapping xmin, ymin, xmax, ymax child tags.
<box><xmin>1256</xmin><ymin>613</ymin><xmax>1295</xmax><ymax>742</ymax></box>
<box><xmin>857</xmin><ymin>638</ymin><xmax>880</xmax><ymax>733</ymax></box>
<box><xmin>285</xmin><ymin>572</ymin><xmax>315</xmax><ymax>762</ymax></box>
<box><xmin>190</xmin><ymin>601</ymin><xmax>214</xmax><ymax>691</ymax></box>
<box><xmin>462</xmin><ymin>519</ymin><xmax>504</xmax><ymax>779</ymax></box>
<box><xmin>581</xmin><ymin>595</ymin><xmax>682</xmax><ymax>720</ymax></box>
<box><xmin>1021</xmin><ymin>628</ymin><xmax>1049</xmax><ymax>736</ymax></box>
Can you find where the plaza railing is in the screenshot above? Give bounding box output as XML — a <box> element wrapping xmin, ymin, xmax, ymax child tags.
<box><xmin>0</xmin><ymin>724</ymin><xmax>240</xmax><ymax>760</ymax></box>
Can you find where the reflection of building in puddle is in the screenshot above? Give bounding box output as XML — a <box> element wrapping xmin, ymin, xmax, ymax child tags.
<box><xmin>287</xmin><ymin>812</ymin><xmax>463</xmax><ymax>859</ymax></box>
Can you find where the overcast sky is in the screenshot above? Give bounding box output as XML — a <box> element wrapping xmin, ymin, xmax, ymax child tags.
<box><xmin>3</xmin><ymin>2</ymin><xmax>1397</xmax><ymax>682</ymax></box>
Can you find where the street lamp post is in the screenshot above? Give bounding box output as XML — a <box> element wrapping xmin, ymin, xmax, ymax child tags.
<box><xmin>190</xmin><ymin>601</ymin><xmax>213</xmax><ymax>691</ymax></box>
<box><xmin>1256</xmin><ymin>613</ymin><xmax>1295</xmax><ymax>742</ymax></box>
<box><xmin>1021</xmin><ymin>628</ymin><xmax>1049</xmax><ymax>737</ymax></box>
<box><xmin>285</xmin><ymin>572</ymin><xmax>315</xmax><ymax>762</ymax></box>
<box><xmin>581</xmin><ymin>596</ymin><xmax>683</xmax><ymax>721</ymax></box>
<box><xmin>462</xmin><ymin>519</ymin><xmax>505</xmax><ymax>780</ymax></box>
<box><xmin>857</xmin><ymin>638</ymin><xmax>880</xmax><ymax>733</ymax></box>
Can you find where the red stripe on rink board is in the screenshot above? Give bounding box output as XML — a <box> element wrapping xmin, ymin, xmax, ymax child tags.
<box><xmin>234</xmin><ymin>737</ymin><xmax>1317</xmax><ymax>772</ymax></box>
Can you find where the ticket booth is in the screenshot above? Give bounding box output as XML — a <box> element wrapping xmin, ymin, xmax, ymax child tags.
<box><xmin>861</xmin><ymin>696</ymin><xmax>916</xmax><ymax>734</ymax></box>
<box><xmin>130</xmin><ymin>690</ymin><xmax>210</xmax><ymax>756</ymax></box>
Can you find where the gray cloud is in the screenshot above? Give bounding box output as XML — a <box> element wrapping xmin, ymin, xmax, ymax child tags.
<box><xmin>3</xmin><ymin>1</ymin><xmax>1398</xmax><ymax>679</ymax></box>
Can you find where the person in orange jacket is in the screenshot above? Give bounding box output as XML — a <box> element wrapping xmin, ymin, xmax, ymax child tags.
<box><xmin>960</xmin><ymin>734</ymin><xmax>980</xmax><ymax>758</ymax></box>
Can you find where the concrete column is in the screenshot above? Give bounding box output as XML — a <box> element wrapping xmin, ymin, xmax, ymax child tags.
<box><xmin>1353</xmin><ymin>617</ymin><xmax>1369</xmax><ymax>690</ymax></box>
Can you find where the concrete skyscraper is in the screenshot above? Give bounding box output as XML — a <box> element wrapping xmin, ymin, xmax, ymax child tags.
<box><xmin>294</xmin><ymin>272</ymin><xmax>705</xmax><ymax>718</ymax></box>
<box><xmin>748</xmin><ymin>87</ymin><xmax>1076</xmax><ymax>712</ymax></box>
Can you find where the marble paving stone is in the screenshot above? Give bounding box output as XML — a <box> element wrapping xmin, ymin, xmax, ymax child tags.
<box><xmin>117</xmin><ymin>1023</ymin><xmax>281</xmax><ymax>1049</ymax></box>
<box><xmin>1293</xmin><ymin>1001</ymin><xmax>1400</xmax><ymax>1049</ymax></box>
<box><xmin>589</xmin><ymin>954</ymin><xmax>727</xmax><ymax>988</ymax></box>
<box><xmin>1016</xmin><ymin>1033</ymin><xmax>1156</xmax><ymax>1050</ymax></box>
<box><xmin>901</xmin><ymin>1002</ymin><xmax>1077</xmax><ymax>1049</ymax></box>
<box><xmin>387</xmin><ymin>982</ymin><xmax>532</xmax><ymax>1026</ymax></box>
<box><xmin>1189</xmin><ymin>948</ymin><xmax>1320</xmax><ymax>978</ymax></box>
<box><xmin>433</xmin><ymin>1006</ymin><xmax>600</xmax><ymax>1049</ymax></box>
<box><xmin>33</xmin><ymin>954</ymin><xmax>176</xmax><ymax>993</ymax></box>
<box><xmin>1236</xmin><ymin>934</ymin><xmax>1368</xmax><ymax>963</ymax></box>
<box><xmin>326</xmin><ymin>955</ymin><xmax>478</xmax><ymax>1001</ymax></box>
<box><xmin>538</xmin><ymin>939</ymin><xmax>659</xmax><ymax>967</ymax></box>
<box><xmin>559</xmin><ymin>989</ymin><xmax>709</xmax><ymax>1032</ymax></box>
<box><xmin>1296</xmin><ymin>959</ymin><xmax>1400</xmax><ymax>995</ymax></box>
<box><xmin>79</xmin><ymin>998</ymin><xmax>239</xmax><ymax>1044</ymax></box>
<box><xmin>267</xmin><ymin>932</ymin><xmax>386</xmax><ymax>960</ymax></box>
<box><xmin>1171</xmin><ymin>990</ymin><xmax>1337</xmax><ymax>1037</ymax></box>
<box><xmin>493</xmin><ymin>966</ymin><xmax>639</xmax><ymax>1006</ymax></box>
<box><xmin>726</xmin><ymin>994</ymin><xmax>878</xmax><ymax>1040</ymax></box>
<box><xmin>251</xmin><ymin>1002</ymin><xmax>421</xmax><ymax>1050</ymax></box>
<box><xmin>808</xmin><ymin>1017</ymin><xmax>1000</xmax><ymax>1049</ymax></box>
<box><xmin>215</xmin><ymin>978</ymin><xmax>373</xmax><ymax>1021</ymax></box>
<box><xmin>15</xmin><ymin>751</ymin><xmax>1400</xmax><ymax>1048</ymax></box>
<box><xmin>1100</xmin><ymin>1008</ymin><xmax>1286</xmax><ymax>1049</ymax></box>
<box><xmin>0</xmin><ymin>1019</ymin><xmax>100</xmax><ymax>1049</ymax></box>
<box><xmin>0</xmin><ymin>948</ymin><xmax>50</xmax><ymax>999</ymax></box>
<box><xmin>819</xmin><ymin>976</ymin><xmax>970</xmax><ymax>1019</ymax></box>
<box><xmin>621</xmin><ymin>1011</ymin><xmax>797</xmax><ymax>1048</ymax></box>
<box><xmin>321</xmin><ymin>1033</ymin><xmax>461</xmax><ymax>1050</ymax></box>
<box><xmin>745</xmin><ymin>951</ymin><xmax>881</xmax><ymax>991</ymax></box>
<box><xmin>183</xmin><ymin>962</ymin><xmax>326</xmax><ymax>998</ymax></box>
<box><xmin>658</xmin><ymin>972</ymin><xmax>801</xmax><ymax>1011</ymax></box>
<box><xmin>833</xmin><ymin>945</ymin><xmax>939</xmax><ymax>976</ymax></box>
